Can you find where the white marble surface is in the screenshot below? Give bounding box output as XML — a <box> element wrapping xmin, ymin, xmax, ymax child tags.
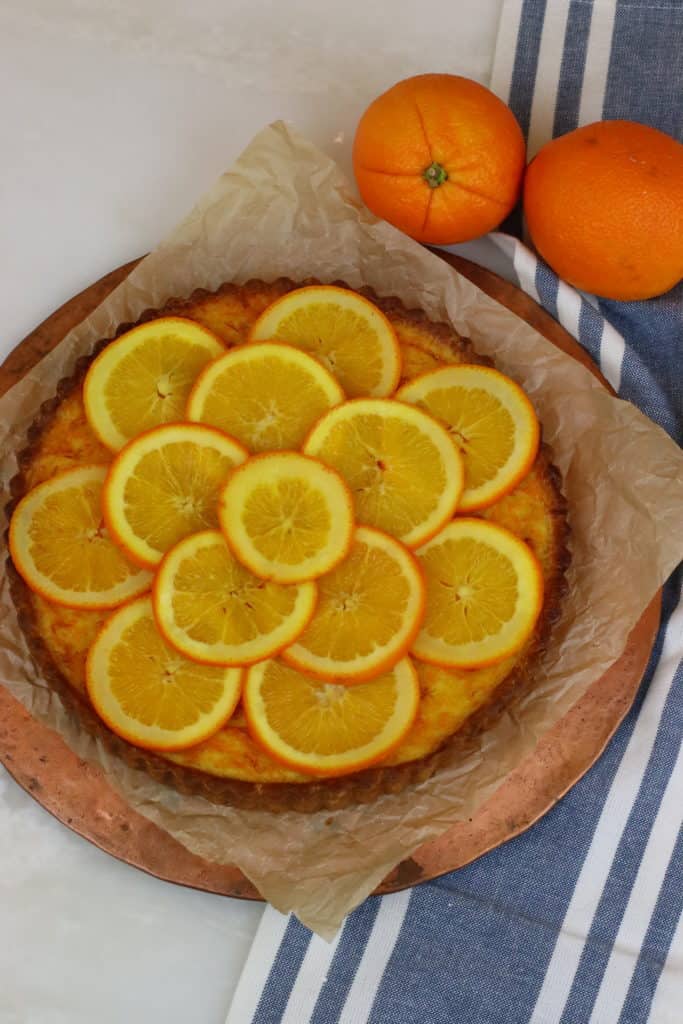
<box><xmin>0</xmin><ymin>3</ymin><xmax>503</xmax><ymax>1019</ymax></box>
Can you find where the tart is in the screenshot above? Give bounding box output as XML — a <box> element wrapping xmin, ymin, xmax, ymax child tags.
<box><xmin>6</xmin><ymin>278</ymin><xmax>569</xmax><ymax>811</ymax></box>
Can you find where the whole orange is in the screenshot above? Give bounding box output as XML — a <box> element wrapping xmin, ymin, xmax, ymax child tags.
<box><xmin>524</xmin><ymin>120</ymin><xmax>683</xmax><ymax>300</ymax></box>
<box><xmin>352</xmin><ymin>74</ymin><xmax>526</xmax><ymax>245</ymax></box>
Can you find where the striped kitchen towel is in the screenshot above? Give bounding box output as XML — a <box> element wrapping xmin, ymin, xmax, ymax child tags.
<box><xmin>226</xmin><ymin>2</ymin><xmax>683</xmax><ymax>1022</ymax></box>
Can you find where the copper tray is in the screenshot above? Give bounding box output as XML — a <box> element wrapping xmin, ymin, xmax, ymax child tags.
<box><xmin>0</xmin><ymin>254</ymin><xmax>661</xmax><ymax>899</ymax></box>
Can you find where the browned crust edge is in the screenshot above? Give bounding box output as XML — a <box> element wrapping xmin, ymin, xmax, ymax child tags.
<box><xmin>4</xmin><ymin>279</ymin><xmax>570</xmax><ymax>813</ymax></box>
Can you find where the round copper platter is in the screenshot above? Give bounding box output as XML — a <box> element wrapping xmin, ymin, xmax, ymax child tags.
<box><xmin>0</xmin><ymin>253</ymin><xmax>661</xmax><ymax>900</ymax></box>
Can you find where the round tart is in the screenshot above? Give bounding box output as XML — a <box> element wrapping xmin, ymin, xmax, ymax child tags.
<box><xmin>6</xmin><ymin>278</ymin><xmax>569</xmax><ymax>811</ymax></box>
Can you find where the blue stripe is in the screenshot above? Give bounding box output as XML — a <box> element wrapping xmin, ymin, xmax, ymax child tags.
<box><xmin>309</xmin><ymin>898</ymin><xmax>381</xmax><ymax>1024</ymax></box>
<box><xmin>252</xmin><ymin>917</ymin><xmax>311</xmax><ymax>1024</ymax></box>
<box><xmin>597</xmin><ymin>0</ymin><xmax>683</xmax><ymax>447</ymax></box>
<box><xmin>534</xmin><ymin>259</ymin><xmax>559</xmax><ymax>320</ymax></box>
<box><xmin>619</xmin><ymin>825</ymin><xmax>683</xmax><ymax>1024</ymax></box>
<box><xmin>561</xmin><ymin>583</ymin><xmax>683</xmax><ymax>1022</ymax></box>
<box><xmin>600</xmin><ymin>288</ymin><xmax>683</xmax><ymax>444</ymax></box>
<box><xmin>501</xmin><ymin>0</ymin><xmax>548</xmax><ymax>236</ymax></box>
<box><xmin>507</xmin><ymin>0</ymin><xmax>548</xmax><ymax>138</ymax></box>
<box><xmin>604</xmin><ymin>0</ymin><xmax>683</xmax><ymax>142</ymax></box>
<box><xmin>553</xmin><ymin>0</ymin><xmax>594</xmax><ymax>136</ymax></box>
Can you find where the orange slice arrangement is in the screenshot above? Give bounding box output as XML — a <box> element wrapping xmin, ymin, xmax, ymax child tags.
<box><xmin>303</xmin><ymin>398</ymin><xmax>464</xmax><ymax>547</ymax></box>
<box><xmin>186</xmin><ymin>340</ymin><xmax>344</xmax><ymax>452</ymax></box>
<box><xmin>86</xmin><ymin>596</ymin><xmax>243</xmax><ymax>751</ymax></box>
<box><xmin>243</xmin><ymin>657</ymin><xmax>420</xmax><ymax>776</ymax></box>
<box><xmin>9</xmin><ymin>466</ymin><xmax>153</xmax><ymax>609</ymax></box>
<box><xmin>84</xmin><ymin>318</ymin><xmax>225</xmax><ymax>451</ymax></box>
<box><xmin>397</xmin><ymin>365</ymin><xmax>540</xmax><ymax>511</ymax></box>
<box><xmin>104</xmin><ymin>423</ymin><xmax>248</xmax><ymax>568</ymax></box>
<box><xmin>219</xmin><ymin>452</ymin><xmax>354</xmax><ymax>583</ymax></box>
<box><xmin>249</xmin><ymin>285</ymin><xmax>401</xmax><ymax>398</ymax></box>
<box><xmin>412</xmin><ymin>518</ymin><xmax>544</xmax><ymax>668</ymax></box>
<box><xmin>9</xmin><ymin>286</ymin><xmax>543</xmax><ymax>776</ymax></box>
<box><xmin>282</xmin><ymin>526</ymin><xmax>425</xmax><ymax>681</ymax></box>
<box><xmin>153</xmin><ymin>530</ymin><xmax>317</xmax><ymax>666</ymax></box>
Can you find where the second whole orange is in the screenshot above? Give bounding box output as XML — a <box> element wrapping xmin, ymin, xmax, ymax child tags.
<box><xmin>352</xmin><ymin>73</ymin><xmax>526</xmax><ymax>244</ymax></box>
<box><xmin>523</xmin><ymin>120</ymin><xmax>683</xmax><ymax>300</ymax></box>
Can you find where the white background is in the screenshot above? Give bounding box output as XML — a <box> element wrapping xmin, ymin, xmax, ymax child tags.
<box><xmin>0</xmin><ymin>3</ymin><xmax>503</xmax><ymax>1020</ymax></box>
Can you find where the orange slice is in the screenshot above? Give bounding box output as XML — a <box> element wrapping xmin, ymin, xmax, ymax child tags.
<box><xmin>153</xmin><ymin>529</ymin><xmax>317</xmax><ymax>666</ymax></box>
<box><xmin>86</xmin><ymin>595</ymin><xmax>242</xmax><ymax>751</ymax></box>
<box><xmin>103</xmin><ymin>423</ymin><xmax>247</xmax><ymax>569</ymax></box>
<box><xmin>219</xmin><ymin>452</ymin><xmax>354</xmax><ymax>583</ymax></box>
<box><xmin>283</xmin><ymin>526</ymin><xmax>425</xmax><ymax>682</ymax></box>
<box><xmin>83</xmin><ymin>318</ymin><xmax>224</xmax><ymax>451</ymax></box>
<box><xmin>303</xmin><ymin>398</ymin><xmax>464</xmax><ymax>547</ymax></box>
<box><xmin>412</xmin><ymin>518</ymin><xmax>543</xmax><ymax>669</ymax></box>
<box><xmin>186</xmin><ymin>341</ymin><xmax>344</xmax><ymax>453</ymax></box>
<box><xmin>9</xmin><ymin>466</ymin><xmax>152</xmax><ymax>609</ymax></box>
<box><xmin>244</xmin><ymin>657</ymin><xmax>419</xmax><ymax>776</ymax></box>
<box><xmin>397</xmin><ymin>365</ymin><xmax>539</xmax><ymax>511</ymax></box>
<box><xmin>249</xmin><ymin>285</ymin><xmax>401</xmax><ymax>398</ymax></box>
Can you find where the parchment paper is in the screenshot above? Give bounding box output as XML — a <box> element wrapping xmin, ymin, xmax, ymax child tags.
<box><xmin>1</xmin><ymin>122</ymin><xmax>682</xmax><ymax>937</ymax></box>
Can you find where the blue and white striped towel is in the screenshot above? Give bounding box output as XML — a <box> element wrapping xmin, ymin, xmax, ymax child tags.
<box><xmin>227</xmin><ymin>2</ymin><xmax>682</xmax><ymax>1021</ymax></box>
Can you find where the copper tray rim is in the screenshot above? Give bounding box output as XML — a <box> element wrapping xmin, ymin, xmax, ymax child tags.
<box><xmin>0</xmin><ymin>253</ymin><xmax>661</xmax><ymax>901</ymax></box>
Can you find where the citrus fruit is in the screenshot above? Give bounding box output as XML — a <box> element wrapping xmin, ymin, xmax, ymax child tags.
<box><xmin>524</xmin><ymin>120</ymin><xmax>683</xmax><ymax>300</ymax></box>
<box><xmin>9</xmin><ymin>466</ymin><xmax>152</xmax><ymax>609</ymax></box>
<box><xmin>83</xmin><ymin>318</ymin><xmax>224</xmax><ymax>451</ymax></box>
<box><xmin>303</xmin><ymin>398</ymin><xmax>464</xmax><ymax>547</ymax></box>
<box><xmin>219</xmin><ymin>452</ymin><xmax>354</xmax><ymax>584</ymax></box>
<box><xmin>103</xmin><ymin>423</ymin><xmax>247</xmax><ymax>569</ymax></box>
<box><xmin>86</xmin><ymin>595</ymin><xmax>242</xmax><ymax>751</ymax></box>
<box><xmin>397</xmin><ymin>365</ymin><xmax>539</xmax><ymax>511</ymax></box>
<box><xmin>243</xmin><ymin>657</ymin><xmax>419</xmax><ymax>776</ymax></box>
<box><xmin>153</xmin><ymin>529</ymin><xmax>317</xmax><ymax>666</ymax></box>
<box><xmin>353</xmin><ymin>74</ymin><xmax>525</xmax><ymax>244</ymax></box>
<box><xmin>248</xmin><ymin>285</ymin><xmax>401</xmax><ymax>398</ymax></box>
<box><xmin>186</xmin><ymin>341</ymin><xmax>344</xmax><ymax>453</ymax></box>
<box><xmin>283</xmin><ymin>526</ymin><xmax>425</xmax><ymax>681</ymax></box>
<box><xmin>411</xmin><ymin>518</ymin><xmax>543</xmax><ymax>669</ymax></box>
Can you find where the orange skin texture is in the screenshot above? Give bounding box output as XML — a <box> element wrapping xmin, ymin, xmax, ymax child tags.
<box><xmin>524</xmin><ymin>120</ymin><xmax>683</xmax><ymax>301</ymax></box>
<box><xmin>352</xmin><ymin>74</ymin><xmax>526</xmax><ymax>244</ymax></box>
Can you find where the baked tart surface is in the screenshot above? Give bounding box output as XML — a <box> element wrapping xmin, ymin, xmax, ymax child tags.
<box><xmin>8</xmin><ymin>279</ymin><xmax>569</xmax><ymax>810</ymax></box>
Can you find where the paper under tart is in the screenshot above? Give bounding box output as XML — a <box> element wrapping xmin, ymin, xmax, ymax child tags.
<box><xmin>6</xmin><ymin>279</ymin><xmax>570</xmax><ymax>812</ymax></box>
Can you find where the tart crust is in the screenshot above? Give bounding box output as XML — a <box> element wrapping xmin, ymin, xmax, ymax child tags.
<box><xmin>6</xmin><ymin>279</ymin><xmax>570</xmax><ymax>811</ymax></box>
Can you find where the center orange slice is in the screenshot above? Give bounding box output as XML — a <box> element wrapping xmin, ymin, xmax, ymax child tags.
<box><xmin>411</xmin><ymin>518</ymin><xmax>543</xmax><ymax>668</ymax></box>
<box><xmin>84</xmin><ymin>318</ymin><xmax>225</xmax><ymax>451</ymax></box>
<box><xmin>249</xmin><ymin>285</ymin><xmax>401</xmax><ymax>398</ymax></box>
<box><xmin>87</xmin><ymin>595</ymin><xmax>242</xmax><ymax>751</ymax></box>
<box><xmin>397</xmin><ymin>365</ymin><xmax>539</xmax><ymax>511</ymax></box>
<box><xmin>153</xmin><ymin>529</ymin><xmax>317</xmax><ymax>666</ymax></box>
<box><xmin>186</xmin><ymin>341</ymin><xmax>344</xmax><ymax>453</ymax></box>
<box><xmin>9</xmin><ymin>465</ymin><xmax>152</xmax><ymax>609</ymax></box>
<box><xmin>243</xmin><ymin>657</ymin><xmax>419</xmax><ymax>776</ymax></box>
<box><xmin>303</xmin><ymin>398</ymin><xmax>464</xmax><ymax>547</ymax></box>
<box><xmin>219</xmin><ymin>452</ymin><xmax>354</xmax><ymax>583</ymax></box>
<box><xmin>103</xmin><ymin>423</ymin><xmax>248</xmax><ymax>568</ymax></box>
<box><xmin>283</xmin><ymin>526</ymin><xmax>425</xmax><ymax>681</ymax></box>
